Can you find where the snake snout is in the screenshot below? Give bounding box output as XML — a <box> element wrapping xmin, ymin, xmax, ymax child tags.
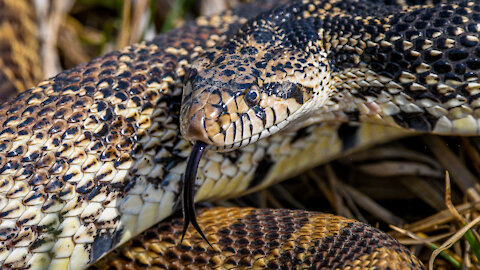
<box><xmin>181</xmin><ymin>82</ymin><xmax>226</xmax><ymax>147</ymax></box>
<box><xmin>182</xmin><ymin>108</ymin><xmax>210</xmax><ymax>144</ymax></box>
<box><xmin>181</xmin><ymin>93</ymin><xmax>232</xmax><ymax>148</ymax></box>
<box><xmin>180</xmin><ymin>81</ymin><xmax>209</xmax><ymax>145</ymax></box>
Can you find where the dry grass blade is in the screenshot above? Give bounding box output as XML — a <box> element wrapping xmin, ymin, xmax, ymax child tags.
<box><xmin>57</xmin><ymin>17</ymin><xmax>96</xmax><ymax>66</ymax></box>
<box><xmin>391</xmin><ymin>225</ymin><xmax>462</xmax><ymax>269</ymax></box>
<box><xmin>403</xmin><ymin>201</ymin><xmax>480</xmax><ymax>233</ymax></box>
<box><xmin>429</xmin><ymin>215</ymin><xmax>480</xmax><ymax>269</ymax></box>
<box><xmin>423</xmin><ymin>135</ymin><xmax>480</xmax><ymax>201</ymax></box>
<box><xmin>341</xmin><ymin>146</ymin><xmax>443</xmax><ymax>171</ymax></box>
<box><xmin>37</xmin><ymin>0</ymin><xmax>75</xmax><ymax>77</ymax></box>
<box><xmin>399</xmin><ymin>177</ymin><xmax>445</xmax><ymax>211</ymax></box>
<box><xmin>262</xmin><ymin>190</ymin><xmax>283</xmax><ymax>209</ymax></box>
<box><xmin>201</xmin><ymin>0</ymin><xmax>227</xmax><ymax>16</ymax></box>
<box><xmin>325</xmin><ymin>165</ymin><xmax>345</xmax><ymax>214</ymax></box>
<box><xmin>327</xmin><ymin>173</ymin><xmax>365</xmax><ymax>220</ymax></box>
<box><xmin>307</xmin><ymin>169</ymin><xmax>358</xmax><ymax>219</ymax></box>
<box><xmin>355</xmin><ymin>161</ymin><xmax>444</xmax><ymax>178</ymax></box>
<box><xmin>117</xmin><ymin>0</ymin><xmax>151</xmax><ymax>48</ymax></box>
<box><xmin>391</xmin><ymin>225</ymin><xmax>446</xmax><ymax>249</ymax></box>
<box><xmin>343</xmin><ymin>184</ymin><xmax>404</xmax><ymax>225</ymax></box>
<box><xmin>461</xmin><ymin>138</ymin><xmax>480</xmax><ymax>177</ymax></box>
<box><xmin>271</xmin><ymin>185</ymin><xmax>306</xmax><ymax>209</ymax></box>
<box><xmin>129</xmin><ymin>0</ymin><xmax>150</xmax><ymax>44</ymax></box>
<box><xmin>445</xmin><ymin>171</ymin><xmax>466</xmax><ymax>224</ymax></box>
<box><xmin>337</xmin><ymin>184</ymin><xmax>365</xmax><ymax>221</ymax></box>
<box><xmin>394</xmin><ymin>230</ymin><xmax>453</xmax><ymax>246</ymax></box>
<box><xmin>308</xmin><ymin>170</ymin><xmax>336</xmax><ymax>208</ymax></box>
<box><xmin>117</xmin><ymin>0</ymin><xmax>132</xmax><ymax>49</ymax></box>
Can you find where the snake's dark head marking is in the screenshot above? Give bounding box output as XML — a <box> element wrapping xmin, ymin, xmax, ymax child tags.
<box><xmin>180</xmin><ymin>3</ymin><xmax>336</xmax><ymax>151</ymax></box>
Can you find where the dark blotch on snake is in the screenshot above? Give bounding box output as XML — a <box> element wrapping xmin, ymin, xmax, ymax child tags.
<box><xmin>90</xmin><ymin>233</ymin><xmax>114</xmax><ymax>263</ymax></box>
<box><xmin>288</xmin><ymin>84</ymin><xmax>305</xmax><ymax>104</ymax></box>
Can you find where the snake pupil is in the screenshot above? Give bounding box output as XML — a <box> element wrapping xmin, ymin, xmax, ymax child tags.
<box><xmin>181</xmin><ymin>141</ymin><xmax>214</xmax><ymax>249</ymax></box>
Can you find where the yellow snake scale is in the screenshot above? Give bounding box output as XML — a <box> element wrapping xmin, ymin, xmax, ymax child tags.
<box><xmin>4</xmin><ymin>0</ymin><xmax>480</xmax><ymax>268</ymax></box>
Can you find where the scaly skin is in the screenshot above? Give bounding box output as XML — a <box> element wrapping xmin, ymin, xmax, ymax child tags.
<box><xmin>92</xmin><ymin>207</ymin><xmax>423</xmax><ymax>269</ymax></box>
<box><xmin>182</xmin><ymin>0</ymin><xmax>480</xmax><ymax>150</ymax></box>
<box><xmin>0</xmin><ymin>0</ymin><xmax>432</xmax><ymax>269</ymax></box>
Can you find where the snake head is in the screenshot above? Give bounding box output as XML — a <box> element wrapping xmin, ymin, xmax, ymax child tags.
<box><xmin>181</xmin><ymin>17</ymin><xmax>332</xmax><ymax>150</ymax></box>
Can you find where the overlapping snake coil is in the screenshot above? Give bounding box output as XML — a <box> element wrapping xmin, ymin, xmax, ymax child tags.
<box><xmin>4</xmin><ymin>0</ymin><xmax>480</xmax><ymax>268</ymax></box>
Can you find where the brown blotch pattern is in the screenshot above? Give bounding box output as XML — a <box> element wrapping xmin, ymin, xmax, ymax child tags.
<box><xmin>91</xmin><ymin>207</ymin><xmax>423</xmax><ymax>270</ymax></box>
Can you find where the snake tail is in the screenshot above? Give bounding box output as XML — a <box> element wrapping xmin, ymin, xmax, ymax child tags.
<box><xmin>181</xmin><ymin>141</ymin><xmax>213</xmax><ymax>248</ymax></box>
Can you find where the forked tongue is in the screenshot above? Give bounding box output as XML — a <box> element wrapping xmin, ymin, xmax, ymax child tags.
<box><xmin>180</xmin><ymin>141</ymin><xmax>214</xmax><ymax>248</ymax></box>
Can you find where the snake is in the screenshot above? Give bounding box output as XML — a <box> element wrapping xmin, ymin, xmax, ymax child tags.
<box><xmin>1</xmin><ymin>0</ymin><xmax>479</xmax><ymax>268</ymax></box>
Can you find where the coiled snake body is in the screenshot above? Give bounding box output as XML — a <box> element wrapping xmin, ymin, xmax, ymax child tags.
<box><xmin>1</xmin><ymin>0</ymin><xmax>479</xmax><ymax>268</ymax></box>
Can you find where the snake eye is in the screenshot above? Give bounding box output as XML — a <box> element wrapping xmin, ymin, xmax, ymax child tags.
<box><xmin>244</xmin><ymin>86</ymin><xmax>260</xmax><ymax>106</ymax></box>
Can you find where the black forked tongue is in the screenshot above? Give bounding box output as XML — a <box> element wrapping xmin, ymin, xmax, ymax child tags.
<box><xmin>180</xmin><ymin>141</ymin><xmax>214</xmax><ymax>248</ymax></box>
